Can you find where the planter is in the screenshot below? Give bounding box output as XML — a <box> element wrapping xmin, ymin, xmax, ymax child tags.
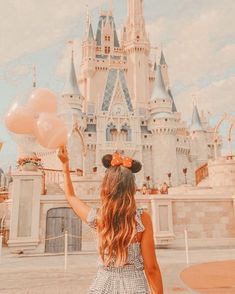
<box><xmin>21</xmin><ymin>162</ymin><xmax>38</xmax><ymax>172</ymax></box>
<box><xmin>149</xmin><ymin>189</ymin><xmax>158</xmax><ymax>195</ymax></box>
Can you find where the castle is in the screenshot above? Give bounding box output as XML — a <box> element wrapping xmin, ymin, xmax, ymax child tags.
<box><xmin>37</xmin><ymin>0</ymin><xmax>219</xmax><ymax>188</ymax></box>
<box><xmin>4</xmin><ymin>0</ymin><xmax>235</xmax><ymax>255</ymax></box>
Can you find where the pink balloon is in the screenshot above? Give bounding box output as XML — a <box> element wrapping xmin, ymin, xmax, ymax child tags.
<box><xmin>5</xmin><ymin>104</ymin><xmax>36</xmax><ymax>134</ymax></box>
<box><xmin>28</xmin><ymin>88</ymin><xmax>57</xmax><ymax>113</ymax></box>
<box><xmin>34</xmin><ymin>113</ymin><xmax>68</xmax><ymax>149</ymax></box>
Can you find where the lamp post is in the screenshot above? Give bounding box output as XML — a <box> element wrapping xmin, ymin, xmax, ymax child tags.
<box><xmin>167</xmin><ymin>173</ymin><xmax>172</xmax><ymax>187</ymax></box>
<box><xmin>183</xmin><ymin>168</ymin><xmax>187</xmax><ymax>184</ymax></box>
<box><xmin>146</xmin><ymin>176</ymin><xmax>150</xmax><ymax>189</ymax></box>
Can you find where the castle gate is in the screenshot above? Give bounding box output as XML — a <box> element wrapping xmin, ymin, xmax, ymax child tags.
<box><xmin>45</xmin><ymin>207</ymin><xmax>82</xmax><ymax>253</ymax></box>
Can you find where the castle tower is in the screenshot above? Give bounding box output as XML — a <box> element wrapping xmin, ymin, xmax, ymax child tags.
<box><xmin>96</xmin><ymin>10</ymin><xmax>120</xmax><ymax>55</ymax></box>
<box><xmin>190</xmin><ymin>100</ymin><xmax>208</xmax><ymax>164</ymax></box>
<box><xmin>81</xmin><ymin>13</ymin><xmax>96</xmax><ymax>105</ymax></box>
<box><xmin>148</xmin><ymin>64</ymin><xmax>178</xmax><ymax>186</ymax></box>
<box><xmin>159</xmin><ymin>50</ymin><xmax>178</xmax><ymax>113</ymax></box>
<box><xmin>62</xmin><ymin>48</ymin><xmax>85</xmax><ymax>172</ymax></box>
<box><xmin>123</xmin><ymin>0</ymin><xmax>150</xmax><ymax>111</ymax></box>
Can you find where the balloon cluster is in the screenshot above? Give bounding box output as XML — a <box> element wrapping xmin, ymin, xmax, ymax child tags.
<box><xmin>5</xmin><ymin>88</ymin><xmax>69</xmax><ymax>150</ymax></box>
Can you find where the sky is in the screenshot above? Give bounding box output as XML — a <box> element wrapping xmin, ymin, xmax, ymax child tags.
<box><xmin>0</xmin><ymin>0</ymin><xmax>234</xmax><ymax>170</ymax></box>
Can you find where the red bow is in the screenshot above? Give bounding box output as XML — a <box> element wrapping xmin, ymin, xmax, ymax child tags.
<box><xmin>111</xmin><ymin>153</ymin><xmax>133</xmax><ymax>168</ymax></box>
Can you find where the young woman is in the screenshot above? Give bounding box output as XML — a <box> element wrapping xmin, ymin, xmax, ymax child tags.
<box><xmin>58</xmin><ymin>146</ymin><xmax>164</xmax><ymax>294</ymax></box>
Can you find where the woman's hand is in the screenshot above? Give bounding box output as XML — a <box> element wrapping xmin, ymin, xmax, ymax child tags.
<box><xmin>57</xmin><ymin>146</ymin><xmax>69</xmax><ymax>165</ymax></box>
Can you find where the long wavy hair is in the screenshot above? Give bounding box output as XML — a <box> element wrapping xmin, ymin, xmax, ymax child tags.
<box><xmin>96</xmin><ymin>163</ymin><xmax>139</xmax><ymax>267</ymax></box>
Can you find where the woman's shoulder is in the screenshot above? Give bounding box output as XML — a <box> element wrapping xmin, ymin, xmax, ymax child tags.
<box><xmin>138</xmin><ymin>209</ymin><xmax>152</xmax><ymax>229</ymax></box>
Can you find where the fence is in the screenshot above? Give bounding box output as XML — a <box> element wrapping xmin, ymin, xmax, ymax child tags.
<box><xmin>0</xmin><ymin>230</ymin><xmax>191</xmax><ymax>269</ymax></box>
<box><xmin>195</xmin><ymin>163</ymin><xmax>208</xmax><ymax>185</ymax></box>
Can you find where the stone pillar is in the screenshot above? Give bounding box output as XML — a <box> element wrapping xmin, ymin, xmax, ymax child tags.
<box><xmin>8</xmin><ymin>171</ymin><xmax>42</xmax><ymax>253</ymax></box>
<box><xmin>151</xmin><ymin>197</ymin><xmax>175</xmax><ymax>247</ymax></box>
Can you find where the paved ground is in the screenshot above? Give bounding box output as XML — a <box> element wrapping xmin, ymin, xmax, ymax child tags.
<box><xmin>0</xmin><ymin>247</ymin><xmax>235</xmax><ymax>294</ymax></box>
<box><xmin>181</xmin><ymin>260</ymin><xmax>235</xmax><ymax>294</ymax></box>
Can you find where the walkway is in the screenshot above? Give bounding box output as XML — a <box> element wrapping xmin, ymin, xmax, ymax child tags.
<box><xmin>1</xmin><ymin>248</ymin><xmax>235</xmax><ymax>293</ymax></box>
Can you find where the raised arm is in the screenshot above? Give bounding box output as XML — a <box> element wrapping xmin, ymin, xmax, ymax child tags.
<box><xmin>57</xmin><ymin>146</ymin><xmax>92</xmax><ymax>223</ymax></box>
<box><xmin>140</xmin><ymin>211</ymin><xmax>164</xmax><ymax>294</ymax></box>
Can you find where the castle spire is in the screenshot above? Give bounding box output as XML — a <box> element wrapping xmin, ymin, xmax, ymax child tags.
<box><xmin>63</xmin><ymin>44</ymin><xmax>80</xmax><ymax>96</ymax></box>
<box><xmin>128</xmin><ymin>0</ymin><xmax>144</xmax><ymax>26</ymax></box>
<box><xmin>151</xmin><ymin>64</ymin><xmax>171</xmax><ymax>100</ymax></box>
<box><xmin>126</xmin><ymin>0</ymin><xmax>148</xmax><ymax>41</ymax></box>
<box><xmin>87</xmin><ymin>20</ymin><xmax>94</xmax><ymax>41</ymax></box>
<box><xmin>160</xmin><ymin>50</ymin><xmax>167</xmax><ymax>65</ymax></box>
<box><xmin>85</xmin><ymin>6</ymin><xmax>94</xmax><ymax>41</ymax></box>
<box><xmin>190</xmin><ymin>97</ymin><xmax>203</xmax><ymax>131</ymax></box>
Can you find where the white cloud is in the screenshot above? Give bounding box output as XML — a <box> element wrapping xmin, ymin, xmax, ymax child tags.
<box><xmin>0</xmin><ymin>0</ymin><xmax>107</xmax><ymax>65</ymax></box>
<box><xmin>175</xmin><ymin>76</ymin><xmax>235</xmax><ymax>122</ymax></box>
<box><xmin>146</xmin><ymin>0</ymin><xmax>235</xmax><ymax>120</ymax></box>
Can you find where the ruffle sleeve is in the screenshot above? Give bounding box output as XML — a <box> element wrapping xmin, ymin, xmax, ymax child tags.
<box><xmin>135</xmin><ymin>208</ymin><xmax>145</xmax><ymax>233</ymax></box>
<box><xmin>86</xmin><ymin>207</ymin><xmax>98</xmax><ymax>230</ymax></box>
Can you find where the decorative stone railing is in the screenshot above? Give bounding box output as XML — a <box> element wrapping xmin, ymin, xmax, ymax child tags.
<box><xmin>39</xmin><ymin>168</ymin><xmax>77</xmax><ymax>195</ymax></box>
<box><xmin>195</xmin><ymin>163</ymin><xmax>208</xmax><ymax>185</ymax></box>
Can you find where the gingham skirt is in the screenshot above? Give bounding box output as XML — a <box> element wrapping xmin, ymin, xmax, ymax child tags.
<box><xmin>87</xmin><ymin>264</ymin><xmax>150</xmax><ymax>294</ymax></box>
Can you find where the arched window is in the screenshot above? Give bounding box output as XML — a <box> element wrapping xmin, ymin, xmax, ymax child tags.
<box><xmin>121</xmin><ymin>123</ymin><xmax>132</xmax><ymax>141</ymax></box>
<box><xmin>106</xmin><ymin>123</ymin><xmax>117</xmax><ymax>141</ymax></box>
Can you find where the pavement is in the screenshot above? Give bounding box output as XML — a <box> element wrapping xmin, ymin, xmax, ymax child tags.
<box><xmin>0</xmin><ymin>247</ymin><xmax>235</xmax><ymax>294</ymax></box>
<box><xmin>181</xmin><ymin>260</ymin><xmax>235</xmax><ymax>294</ymax></box>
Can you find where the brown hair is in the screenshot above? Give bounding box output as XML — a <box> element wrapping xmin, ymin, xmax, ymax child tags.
<box><xmin>96</xmin><ymin>165</ymin><xmax>138</xmax><ymax>267</ymax></box>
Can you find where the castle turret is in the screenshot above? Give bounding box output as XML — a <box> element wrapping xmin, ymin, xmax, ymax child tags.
<box><xmin>62</xmin><ymin>49</ymin><xmax>84</xmax><ymax>114</ymax></box>
<box><xmin>81</xmin><ymin>13</ymin><xmax>96</xmax><ymax>104</ymax></box>
<box><xmin>96</xmin><ymin>10</ymin><xmax>120</xmax><ymax>55</ymax></box>
<box><xmin>124</xmin><ymin>0</ymin><xmax>150</xmax><ymax>110</ymax></box>
<box><xmin>148</xmin><ymin>64</ymin><xmax>178</xmax><ymax>186</ymax></box>
<box><xmin>62</xmin><ymin>48</ymin><xmax>85</xmax><ymax>172</ymax></box>
<box><xmin>160</xmin><ymin>50</ymin><xmax>170</xmax><ymax>90</ymax></box>
<box><xmin>159</xmin><ymin>50</ymin><xmax>178</xmax><ymax>113</ymax></box>
<box><xmin>190</xmin><ymin>100</ymin><xmax>208</xmax><ymax>163</ymax></box>
<box><xmin>149</xmin><ymin>64</ymin><xmax>172</xmax><ymax>115</ymax></box>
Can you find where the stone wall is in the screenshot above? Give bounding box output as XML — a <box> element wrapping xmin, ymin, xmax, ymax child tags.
<box><xmin>149</xmin><ymin>193</ymin><xmax>235</xmax><ymax>248</ymax></box>
<box><xmin>6</xmin><ymin>187</ymin><xmax>235</xmax><ymax>254</ymax></box>
<box><xmin>171</xmin><ymin>196</ymin><xmax>235</xmax><ymax>248</ymax></box>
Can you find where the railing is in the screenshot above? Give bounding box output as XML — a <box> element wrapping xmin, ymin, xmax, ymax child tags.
<box><xmin>39</xmin><ymin>168</ymin><xmax>79</xmax><ymax>195</ymax></box>
<box><xmin>195</xmin><ymin>163</ymin><xmax>208</xmax><ymax>185</ymax></box>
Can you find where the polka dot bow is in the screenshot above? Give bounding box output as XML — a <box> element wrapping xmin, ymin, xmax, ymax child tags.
<box><xmin>111</xmin><ymin>152</ymin><xmax>133</xmax><ymax>168</ymax></box>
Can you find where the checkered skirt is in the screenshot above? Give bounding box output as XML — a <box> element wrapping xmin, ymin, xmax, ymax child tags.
<box><xmin>86</xmin><ymin>207</ymin><xmax>151</xmax><ymax>294</ymax></box>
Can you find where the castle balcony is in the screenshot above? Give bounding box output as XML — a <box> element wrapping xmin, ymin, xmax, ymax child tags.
<box><xmin>101</xmin><ymin>142</ymin><xmax>137</xmax><ymax>151</ymax></box>
<box><xmin>95</xmin><ymin>57</ymin><xmax>128</xmax><ymax>71</ymax></box>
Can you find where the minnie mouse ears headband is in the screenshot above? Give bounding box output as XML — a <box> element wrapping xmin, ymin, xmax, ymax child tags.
<box><xmin>102</xmin><ymin>152</ymin><xmax>142</xmax><ymax>173</ymax></box>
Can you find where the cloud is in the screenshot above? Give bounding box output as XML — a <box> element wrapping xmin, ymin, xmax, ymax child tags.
<box><xmin>174</xmin><ymin>76</ymin><xmax>235</xmax><ymax>123</ymax></box>
<box><xmin>0</xmin><ymin>0</ymin><xmax>107</xmax><ymax>66</ymax></box>
<box><xmin>146</xmin><ymin>0</ymin><xmax>235</xmax><ymax>121</ymax></box>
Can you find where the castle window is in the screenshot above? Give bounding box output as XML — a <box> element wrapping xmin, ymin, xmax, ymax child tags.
<box><xmin>105</xmin><ymin>46</ymin><xmax>111</xmax><ymax>54</ymax></box>
<box><xmin>177</xmin><ymin>138</ymin><xmax>179</xmax><ymax>142</ymax></box>
<box><xmin>165</xmin><ymin>119</ymin><xmax>168</xmax><ymax>122</ymax></box>
<box><xmin>144</xmin><ymin>135</ymin><xmax>147</xmax><ymax>138</ymax></box>
<box><xmin>163</xmin><ymin>99</ymin><xmax>165</xmax><ymax>102</ymax></box>
<box><xmin>142</xmin><ymin>121</ymin><xmax>144</xmax><ymax>125</ymax></box>
<box><xmin>88</xmin><ymin>134</ymin><xmax>92</xmax><ymax>137</ymax></box>
<box><xmin>105</xmin><ymin>35</ymin><xmax>111</xmax><ymax>41</ymax></box>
